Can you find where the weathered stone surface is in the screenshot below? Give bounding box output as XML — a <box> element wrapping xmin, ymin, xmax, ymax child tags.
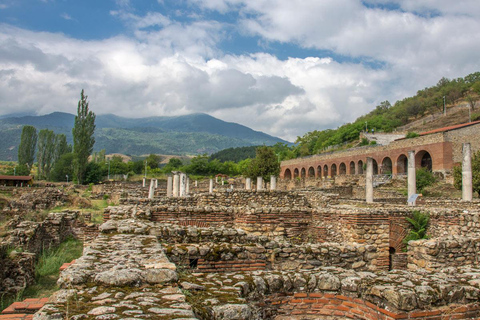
<box><xmin>213</xmin><ymin>304</ymin><xmax>252</xmax><ymax>320</ymax></box>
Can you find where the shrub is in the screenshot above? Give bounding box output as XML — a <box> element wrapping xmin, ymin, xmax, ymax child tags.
<box><xmin>406</xmin><ymin>132</ymin><xmax>420</xmax><ymax>139</ymax></box>
<box><xmin>416</xmin><ymin>167</ymin><xmax>436</xmax><ymax>193</ymax></box>
<box><xmin>403</xmin><ymin>211</ymin><xmax>430</xmax><ymax>248</ymax></box>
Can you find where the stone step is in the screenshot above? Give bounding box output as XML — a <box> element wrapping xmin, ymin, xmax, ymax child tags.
<box><xmin>1</xmin><ymin>298</ymin><xmax>48</xmax><ymax>315</ymax></box>
<box><xmin>0</xmin><ymin>314</ymin><xmax>34</xmax><ymax>320</ymax></box>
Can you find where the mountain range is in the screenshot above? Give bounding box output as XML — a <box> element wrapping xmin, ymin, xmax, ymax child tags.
<box><xmin>0</xmin><ymin>112</ymin><xmax>289</xmax><ymax>161</ymax></box>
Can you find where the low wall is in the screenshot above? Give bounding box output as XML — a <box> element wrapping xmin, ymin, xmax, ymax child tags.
<box><xmin>165</xmin><ymin>241</ymin><xmax>378</xmax><ymax>272</ymax></box>
<box><xmin>408</xmin><ymin>236</ymin><xmax>480</xmax><ymax>271</ymax></box>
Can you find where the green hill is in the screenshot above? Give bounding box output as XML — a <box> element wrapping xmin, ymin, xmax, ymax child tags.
<box><xmin>292</xmin><ymin>72</ymin><xmax>480</xmax><ymax>158</ymax></box>
<box><xmin>0</xmin><ymin>113</ymin><xmax>289</xmax><ymax>161</ymax></box>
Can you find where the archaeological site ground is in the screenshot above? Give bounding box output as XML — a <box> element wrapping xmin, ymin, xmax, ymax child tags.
<box><xmin>1</xmin><ymin>122</ymin><xmax>480</xmax><ymax>320</ymax></box>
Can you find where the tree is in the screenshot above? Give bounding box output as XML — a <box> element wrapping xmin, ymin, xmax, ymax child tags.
<box><xmin>466</xmin><ymin>95</ymin><xmax>477</xmax><ymax>111</ymax></box>
<box><xmin>50</xmin><ymin>153</ymin><xmax>75</xmax><ymax>182</ymax></box>
<box><xmin>54</xmin><ymin>134</ymin><xmax>71</xmax><ymax>164</ymax></box>
<box><xmin>37</xmin><ymin>129</ymin><xmax>56</xmax><ymax>179</ymax></box>
<box><xmin>403</xmin><ymin>211</ymin><xmax>430</xmax><ymax>248</ymax></box>
<box><xmin>145</xmin><ymin>154</ymin><xmax>162</xmax><ymax>169</ymax></box>
<box><xmin>243</xmin><ymin>146</ymin><xmax>280</xmax><ymax>181</ymax></box>
<box><xmin>72</xmin><ymin>90</ymin><xmax>96</xmax><ymax>184</ymax></box>
<box><xmin>18</xmin><ymin>125</ymin><xmax>37</xmax><ymax>170</ymax></box>
<box><xmin>453</xmin><ymin>150</ymin><xmax>480</xmax><ymax>197</ymax></box>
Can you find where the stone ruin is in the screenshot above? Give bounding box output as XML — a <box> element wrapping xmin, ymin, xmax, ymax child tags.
<box><xmin>0</xmin><ymin>180</ymin><xmax>477</xmax><ymax>320</ymax></box>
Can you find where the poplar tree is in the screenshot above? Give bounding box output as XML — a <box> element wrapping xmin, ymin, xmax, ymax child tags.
<box><xmin>53</xmin><ymin>134</ymin><xmax>71</xmax><ymax>164</ymax></box>
<box><xmin>72</xmin><ymin>90</ymin><xmax>96</xmax><ymax>184</ymax></box>
<box><xmin>37</xmin><ymin>129</ymin><xmax>56</xmax><ymax>179</ymax></box>
<box><xmin>18</xmin><ymin>125</ymin><xmax>37</xmax><ymax>170</ymax></box>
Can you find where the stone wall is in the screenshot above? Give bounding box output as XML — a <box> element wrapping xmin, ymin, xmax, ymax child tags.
<box><xmin>408</xmin><ymin>236</ymin><xmax>480</xmax><ymax>271</ymax></box>
<box><xmin>445</xmin><ymin>121</ymin><xmax>480</xmax><ymax>164</ymax></box>
<box><xmin>165</xmin><ymin>241</ymin><xmax>377</xmax><ymax>272</ymax></box>
<box><xmin>0</xmin><ymin>248</ymin><xmax>35</xmax><ymax>296</ymax></box>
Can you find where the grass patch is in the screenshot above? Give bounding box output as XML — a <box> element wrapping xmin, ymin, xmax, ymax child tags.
<box><xmin>90</xmin><ymin>199</ymin><xmax>112</xmax><ymax>224</ymax></box>
<box><xmin>22</xmin><ymin>237</ymin><xmax>83</xmax><ymax>299</ymax></box>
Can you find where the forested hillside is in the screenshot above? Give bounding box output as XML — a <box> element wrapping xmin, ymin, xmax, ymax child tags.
<box><xmin>292</xmin><ymin>72</ymin><xmax>480</xmax><ymax>158</ymax></box>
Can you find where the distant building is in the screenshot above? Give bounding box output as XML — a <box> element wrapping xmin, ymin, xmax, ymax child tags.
<box><xmin>280</xmin><ymin>121</ymin><xmax>480</xmax><ymax>180</ymax></box>
<box><xmin>0</xmin><ymin>175</ymin><xmax>34</xmax><ymax>186</ymax></box>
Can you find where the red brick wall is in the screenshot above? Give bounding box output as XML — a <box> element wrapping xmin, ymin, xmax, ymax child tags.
<box><xmin>267</xmin><ymin>293</ymin><xmax>480</xmax><ymax>320</ymax></box>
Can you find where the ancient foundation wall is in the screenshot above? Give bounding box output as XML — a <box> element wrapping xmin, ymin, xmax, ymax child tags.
<box><xmin>165</xmin><ymin>241</ymin><xmax>377</xmax><ymax>272</ymax></box>
<box><xmin>408</xmin><ymin>236</ymin><xmax>480</xmax><ymax>271</ymax></box>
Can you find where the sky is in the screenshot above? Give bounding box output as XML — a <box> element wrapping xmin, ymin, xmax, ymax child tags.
<box><xmin>0</xmin><ymin>0</ymin><xmax>479</xmax><ymax>142</ymax></box>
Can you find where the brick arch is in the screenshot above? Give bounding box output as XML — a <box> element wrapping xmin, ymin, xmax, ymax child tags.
<box><xmin>323</xmin><ymin>164</ymin><xmax>328</xmax><ymax>177</ymax></box>
<box><xmin>284</xmin><ymin>168</ymin><xmax>292</xmax><ymax>180</ymax></box>
<box><xmin>293</xmin><ymin>168</ymin><xmax>299</xmax><ymax>178</ymax></box>
<box><xmin>339</xmin><ymin>162</ymin><xmax>347</xmax><ymax>175</ymax></box>
<box><xmin>349</xmin><ymin>161</ymin><xmax>356</xmax><ymax>174</ymax></box>
<box><xmin>389</xmin><ymin>222</ymin><xmax>408</xmax><ymax>252</ymax></box>
<box><xmin>372</xmin><ymin>159</ymin><xmax>379</xmax><ymax>174</ymax></box>
<box><xmin>307</xmin><ymin>166</ymin><xmax>315</xmax><ymax>178</ymax></box>
<box><xmin>331</xmin><ymin>163</ymin><xmax>337</xmax><ymax>177</ymax></box>
<box><xmin>300</xmin><ymin>167</ymin><xmax>306</xmax><ymax>178</ymax></box>
<box><xmin>416</xmin><ymin>149</ymin><xmax>433</xmax><ymax>171</ymax></box>
<box><xmin>381</xmin><ymin>156</ymin><xmax>393</xmax><ymax>174</ymax></box>
<box><xmin>317</xmin><ymin>165</ymin><xmax>322</xmax><ymax>178</ymax></box>
<box><xmin>397</xmin><ymin>154</ymin><xmax>408</xmax><ymax>175</ymax></box>
<box><xmin>358</xmin><ymin>160</ymin><xmax>364</xmax><ymax>174</ymax></box>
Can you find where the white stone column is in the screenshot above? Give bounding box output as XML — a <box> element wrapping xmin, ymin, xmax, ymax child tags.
<box><xmin>256</xmin><ymin>176</ymin><xmax>264</xmax><ymax>191</ymax></box>
<box><xmin>408</xmin><ymin>150</ymin><xmax>416</xmax><ymax>200</ymax></box>
<box><xmin>366</xmin><ymin>157</ymin><xmax>373</xmax><ymax>203</ymax></box>
<box><xmin>167</xmin><ymin>176</ymin><xmax>173</xmax><ymax>197</ymax></box>
<box><xmin>195</xmin><ymin>180</ymin><xmax>198</xmax><ymax>187</ymax></box>
<box><xmin>270</xmin><ymin>175</ymin><xmax>277</xmax><ymax>191</ymax></box>
<box><xmin>462</xmin><ymin>143</ymin><xmax>473</xmax><ymax>201</ymax></box>
<box><xmin>215</xmin><ymin>176</ymin><xmax>218</xmax><ymax>183</ymax></box>
<box><xmin>148</xmin><ymin>179</ymin><xmax>155</xmax><ymax>199</ymax></box>
<box><xmin>209</xmin><ymin>179</ymin><xmax>213</xmax><ymax>193</ymax></box>
<box><xmin>154</xmin><ymin>179</ymin><xmax>158</xmax><ymax>188</ymax></box>
<box><xmin>245</xmin><ymin>177</ymin><xmax>251</xmax><ymax>190</ymax></box>
<box><xmin>142</xmin><ymin>177</ymin><xmax>146</xmax><ymax>187</ymax></box>
<box><xmin>186</xmin><ymin>177</ymin><xmax>190</xmax><ymax>195</ymax></box>
<box><xmin>173</xmin><ymin>173</ymin><xmax>180</xmax><ymax>197</ymax></box>
<box><xmin>179</xmin><ymin>173</ymin><xmax>186</xmax><ymax>197</ymax></box>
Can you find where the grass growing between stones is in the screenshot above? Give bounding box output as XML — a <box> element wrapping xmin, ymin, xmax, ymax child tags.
<box><xmin>22</xmin><ymin>237</ymin><xmax>83</xmax><ymax>299</ymax></box>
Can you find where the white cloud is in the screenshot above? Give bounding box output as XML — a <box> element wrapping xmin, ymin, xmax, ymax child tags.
<box><xmin>60</xmin><ymin>13</ymin><xmax>73</xmax><ymax>20</ymax></box>
<box><xmin>0</xmin><ymin>0</ymin><xmax>479</xmax><ymax>142</ymax></box>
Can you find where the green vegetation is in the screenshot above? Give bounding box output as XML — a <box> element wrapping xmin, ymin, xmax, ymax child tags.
<box><xmin>210</xmin><ymin>146</ymin><xmax>257</xmax><ymax>162</ymax></box>
<box><xmin>243</xmin><ymin>146</ymin><xmax>280</xmax><ymax>180</ymax></box>
<box><xmin>37</xmin><ymin>129</ymin><xmax>55</xmax><ymax>180</ymax></box>
<box><xmin>72</xmin><ymin>89</ymin><xmax>96</xmax><ymax>184</ymax></box>
<box><xmin>416</xmin><ymin>167</ymin><xmax>436</xmax><ymax>194</ymax></box>
<box><xmin>403</xmin><ymin>211</ymin><xmax>430</xmax><ymax>248</ymax></box>
<box><xmin>453</xmin><ymin>150</ymin><xmax>480</xmax><ymax>197</ymax></box>
<box><xmin>0</xmin><ymin>237</ymin><xmax>83</xmax><ymax>311</ymax></box>
<box><xmin>18</xmin><ymin>125</ymin><xmax>37</xmax><ymax>172</ymax></box>
<box><xmin>23</xmin><ymin>237</ymin><xmax>83</xmax><ymax>298</ymax></box>
<box><xmin>405</xmin><ymin>132</ymin><xmax>420</xmax><ymax>139</ymax></box>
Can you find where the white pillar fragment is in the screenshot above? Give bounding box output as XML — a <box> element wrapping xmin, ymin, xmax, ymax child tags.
<box><xmin>366</xmin><ymin>157</ymin><xmax>373</xmax><ymax>203</ymax></box>
<box><xmin>270</xmin><ymin>175</ymin><xmax>277</xmax><ymax>191</ymax></box>
<box><xmin>245</xmin><ymin>177</ymin><xmax>251</xmax><ymax>190</ymax></box>
<box><xmin>186</xmin><ymin>177</ymin><xmax>190</xmax><ymax>195</ymax></box>
<box><xmin>179</xmin><ymin>173</ymin><xmax>186</xmax><ymax>197</ymax></box>
<box><xmin>256</xmin><ymin>176</ymin><xmax>264</xmax><ymax>191</ymax></box>
<box><xmin>462</xmin><ymin>143</ymin><xmax>473</xmax><ymax>201</ymax></box>
<box><xmin>408</xmin><ymin>150</ymin><xmax>416</xmax><ymax>202</ymax></box>
<box><xmin>148</xmin><ymin>179</ymin><xmax>155</xmax><ymax>199</ymax></box>
<box><xmin>209</xmin><ymin>179</ymin><xmax>213</xmax><ymax>193</ymax></box>
<box><xmin>173</xmin><ymin>173</ymin><xmax>180</xmax><ymax>197</ymax></box>
<box><xmin>167</xmin><ymin>176</ymin><xmax>173</xmax><ymax>197</ymax></box>
<box><xmin>155</xmin><ymin>179</ymin><xmax>158</xmax><ymax>188</ymax></box>
<box><xmin>142</xmin><ymin>177</ymin><xmax>146</xmax><ymax>187</ymax></box>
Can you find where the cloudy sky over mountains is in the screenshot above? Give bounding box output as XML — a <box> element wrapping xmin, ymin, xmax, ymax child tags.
<box><xmin>0</xmin><ymin>0</ymin><xmax>479</xmax><ymax>141</ymax></box>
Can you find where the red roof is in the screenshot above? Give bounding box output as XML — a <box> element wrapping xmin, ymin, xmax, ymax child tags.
<box><xmin>420</xmin><ymin>120</ymin><xmax>480</xmax><ymax>136</ymax></box>
<box><xmin>0</xmin><ymin>175</ymin><xmax>33</xmax><ymax>181</ymax></box>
